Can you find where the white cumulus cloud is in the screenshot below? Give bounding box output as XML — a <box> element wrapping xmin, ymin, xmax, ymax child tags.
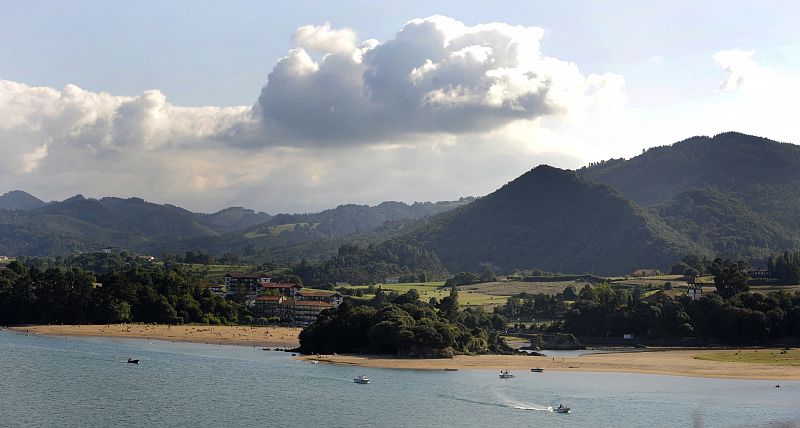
<box><xmin>256</xmin><ymin>15</ymin><xmax>624</xmax><ymax>145</ymax></box>
<box><xmin>0</xmin><ymin>15</ymin><xmax>624</xmax><ymax>211</ymax></box>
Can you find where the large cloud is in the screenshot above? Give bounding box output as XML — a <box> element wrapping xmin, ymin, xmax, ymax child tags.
<box><xmin>0</xmin><ymin>15</ymin><xmax>622</xmax><ymax>211</ymax></box>
<box><xmin>256</xmin><ymin>15</ymin><xmax>623</xmax><ymax>145</ymax></box>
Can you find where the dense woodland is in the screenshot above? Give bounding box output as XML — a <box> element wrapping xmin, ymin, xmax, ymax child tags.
<box><xmin>298</xmin><ymin>287</ymin><xmax>509</xmax><ymax>357</ymax></box>
<box><xmin>0</xmin><ymin>256</ymin><xmax>244</xmax><ymax>326</ymax></box>
<box><xmin>403</xmin><ymin>165</ymin><xmax>702</xmax><ymax>275</ymax></box>
<box><xmin>292</xmin><ymin>241</ymin><xmax>447</xmax><ymax>287</ymax></box>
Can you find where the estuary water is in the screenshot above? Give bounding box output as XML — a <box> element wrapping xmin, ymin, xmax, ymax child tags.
<box><xmin>1</xmin><ymin>330</ymin><xmax>797</xmax><ymax>427</ymax></box>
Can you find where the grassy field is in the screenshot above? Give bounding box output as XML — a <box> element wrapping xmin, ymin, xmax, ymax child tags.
<box><xmin>749</xmin><ymin>284</ymin><xmax>800</xmax><ymax>295</ymax></box>
<box><xmin>162</xmin><ymin>263</ymin><xmax>260</xmax><ymax>282</ymax></box>
<box><xmin>337</xmin><ymin>282</ymin><xmax>507</xmax><ymax>308</ymax></box>
<box><xmin>244</xmin><ymin>222</ymin><xmax>319</xmax><ymax>238</ymax></box>
<box><xmin>459</xmin><ymin>280</ymin><xmax>583</xmax><ymax>296</ymax></box>
<box><xmin>694</xmin><ymin>349</ymin><xmax>800</xmax><ymax>366</ymax></box>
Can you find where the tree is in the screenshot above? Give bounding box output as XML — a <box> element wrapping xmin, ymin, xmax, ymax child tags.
<box><xmin>562</xmin><ymin>285</ymin><xmax>577</xmax><ymax>300</ymax></box>
<box><xmin>437</xmin><ymin>285</ymin><xmax>459</xmax><ymax>319</ymax></box>
<box><xmin>708</xmin><ymin>258</ymin><xmax>750</xmax><ymax>299</ymax></box>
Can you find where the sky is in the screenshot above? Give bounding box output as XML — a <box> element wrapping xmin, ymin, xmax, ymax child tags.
<box><xmin>1</xmin><ymin>0</ymin><xmax>799</xmax><ymax>213</ymax></box>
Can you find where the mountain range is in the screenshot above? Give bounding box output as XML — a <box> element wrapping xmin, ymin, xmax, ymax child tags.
<box><xmin>2</xmin><ymin>132</ymin><xmax>799</xmax><ymax>274</ymax></box>
<box><xmin>402</xmin><ymin>132</ymin><xmax>800</xmax><ymax>274</ymax></box>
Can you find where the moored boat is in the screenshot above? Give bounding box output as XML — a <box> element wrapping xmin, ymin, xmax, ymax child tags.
<box><xmin>531</xmin><ymin>368</ymin><xmax>544</xmax><ymax>372</ymax></box>
<box><xmin>353</xmin><ymin>375</ymin><xmax>370</xmax><ymax>384</ymax></box>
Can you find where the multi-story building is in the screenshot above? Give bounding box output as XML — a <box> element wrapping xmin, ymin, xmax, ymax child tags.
<box><xmin>224</xmin><ymin>273</ymin><xmax>271</xmax><ymax>299</ymax></box>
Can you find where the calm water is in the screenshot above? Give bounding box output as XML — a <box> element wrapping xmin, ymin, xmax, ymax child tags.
<box><xmin>1</xmin><ymin>331</ymin><xmax>798</xmax><ymax>427</ymax></box>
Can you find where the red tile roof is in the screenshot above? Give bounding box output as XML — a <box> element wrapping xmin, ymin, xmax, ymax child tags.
<box><xmin>296</xmin><ymin>290</ymin><xmax>340</xmax><ymax>297</ymax></box>
<box><xmin>260</xmin><ymin>283</ymin><xmax>302</xmax><ymax>289</ymax></box>
<box><xmin>255</xmin><ymin>295</ymin><xmax>284</xmax><ymax>302</ymax></box>
<box><xmin>293</xmin><ymin>300</ymin><xmax>334</xmax><ymax>308</ymax></box>
<box><xmin>226</xmin><ymin>272</ymin><xmax>270</xmax><ymax>279</ymax></box>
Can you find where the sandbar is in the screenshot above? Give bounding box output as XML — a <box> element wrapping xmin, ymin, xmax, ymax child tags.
<box><xmin>300</xmin><ymin>350</ymin><xmax>800</xmax><ymax>380</ymax></box>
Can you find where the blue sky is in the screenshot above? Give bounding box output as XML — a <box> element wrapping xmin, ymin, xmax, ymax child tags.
<box><xmin>1</xmin><ymin>1</ymin><xmax>799</xmax><ymax>212</ymax></box>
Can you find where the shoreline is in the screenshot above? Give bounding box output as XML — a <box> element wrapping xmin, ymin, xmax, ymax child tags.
<box><xmin>298</xmin><ymin>349</ymin><xmax>800</xmax><ymax>381</ymax></box>
<box><xmin>7</xmin><ymin>325</ymin><xmax>797</xmax><ymax>380</ymax></box>
<box><xmin>8</xmin><ymin>324</ymin><xmax>301</xmax><ymax>348</ymax></box>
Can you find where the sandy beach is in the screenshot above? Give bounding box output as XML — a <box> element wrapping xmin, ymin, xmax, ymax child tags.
<box><xmin>10</xmin><ymin>324</ymin><xmax>301</xmax><ymax>348</ymax></box>
<box><xmin>300</xmin><ymin>350</ymin><xmax>800</xmax><ymax>380</ymax></box>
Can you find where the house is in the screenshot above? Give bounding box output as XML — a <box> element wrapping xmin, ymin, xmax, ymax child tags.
<box><xmin>385</xmin><ymin>276</ymin><xmax>400</xmax><ymax>284</ymax></box>
<box><xmin>138</xmin><ymin>255</ymin><xmax>156</xmax><ymax>263</ymax></box>
<box><xmin>746</xmin><ymin>269</ymin><xmax>772</xmax><ymax>278</ymax></box>
<box><xmin>687</xmin><ymin>283</ymin><xmax>703</xmax><ymax>300</ymax></box>
<box><xmin>686</xmin><ymin>276</ymin><xmax>710</xmax><ymax>301</ymax></box>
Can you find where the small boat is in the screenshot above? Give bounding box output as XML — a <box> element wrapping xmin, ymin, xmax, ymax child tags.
<box><xmin>531</xmin><ymin>368</ymin><xmax>544</xmax><ymax>373</ymax></box>
<box><xmin>554</xmin><ymin>404</ymin><xmax>570</xmax><ymax>414</ymax></box>
<box><xmin>499</xmin><ymin>370</ymin><xmax>515</xmax><ymax>379</ymax></box>
<box><xmin>354</xmin><ymin>375</ymin><xmax>370</xmax><ymax>384</ymax></box>
<box><xmin>126</xmin><ymin>358</ymin><xmax>139</xmax><ymax>364</ymax></box>
<box><xmin>444</xmin><ymin>368</ymin><xmax>458</xmax><ymax>371</ymax></box>
<box><xmin>310</xmin><ymin>360</ymin><xmax>318</xmax><ymax>364</ymax></box>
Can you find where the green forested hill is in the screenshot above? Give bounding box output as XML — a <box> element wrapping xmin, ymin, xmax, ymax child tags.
<box><xmin>0</xmin><ymin>194</ymin><xmax>469</xmax><ymax>259</ymax></box>
<box><xmin>656</xmin><ymin>186</ymin><xmax>799</xmax><ymax>259</ymax></box>
<box><xmin>158</xmin><ymin>200</ymin><xmax>472</xmax><ymax>260</ymax></box>
<box><xmin>579</xmin><ymin>132</ymin><xmax>800</xmax><ymax>228</ymax></box>
<box><xmin>403</xmin><ymin>165</ymin><xmax>705</xmax><ymax>275</ymax></box>
<box><xmin>0</xmin><ymin>190</ymin><xmax>46</xmax><ymax>211</ymax></box>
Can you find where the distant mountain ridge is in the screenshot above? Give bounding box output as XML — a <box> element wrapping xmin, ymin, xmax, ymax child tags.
<box><xmin>3</xmin><ymin>132</ymin><xmax>800</xmax><ymax>274</ymax></box>
<box><xmin>0</xmin><ymin>193</ymin><xmax>472</xmax><ymax>258</ymax></box>
<box><xmin>0</xmin><ymin>190</ymin><xmax>46</xmax><ymax>211</ymax></box>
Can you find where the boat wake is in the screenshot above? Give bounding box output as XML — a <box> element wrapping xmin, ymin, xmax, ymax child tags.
<box><xmin>497</xmin><ymin>392</ymin><xmax>553</xmax><ymax>412</ymax></box>
<box><xmin>441</xmin><ymin>392</ymin><xmax>554</xmax><ymax>413</ymax></box>
<box><xmin>510</xmin><ymin>404</ymin><xmax>554</xmax><ymax>412</ymax></box>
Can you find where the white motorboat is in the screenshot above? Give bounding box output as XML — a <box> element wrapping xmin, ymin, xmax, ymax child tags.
<box><xmin>354</xmin><ymin>375</ymin><xmax>370</xmax><ymax>384</ymax></box>
<box><xmin>554</xmin><ymin>404</ymin><xmax>570</xmax><ymax>414</ymax></box>
<box><xmin>499</xmin><ymin>370</ymin><xmax>515</xmax><ymax>379</ymax></box>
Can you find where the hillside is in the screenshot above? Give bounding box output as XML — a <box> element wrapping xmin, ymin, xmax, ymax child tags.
<box><xmin>0</xmin><ymin>190</ymin><xmax>46</xmax><ymax>211</ymax></box>
<box><xmin>656</xmin><ymin>186</ymin><xmax>799</xmax><ymax>259</ymax></box>
<box><xmin>579</xmin><ymin>132</ymin><xmax>800</xmax><ymax>228</ymax></box>
<box><xmin>0</xmin><ymin>195</ymin><xmax>470</xmax><ymax>259</ymax></box>
<box><xmin>403</xmin><ymin>166</ymin><xmax>705</xmax><ymax>275</ymax></box>
<box><xmin>0</xmin><ymin>196</ymin><xmax>224</xmax><ymax>255</ymax></box>
<box><xmin>198</xmin><ymin>207</ymin><xmax>272</xmax><ymax>232</ymax></box>
<box><xmin>159</xmin><ymin>200</ymin><xmax>472</xmax><ymax>260</ymax></box>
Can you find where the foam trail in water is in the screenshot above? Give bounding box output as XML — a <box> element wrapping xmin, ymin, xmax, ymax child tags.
<box><xmin>496</xmin><ymin>391</ymin><xmax>554</xmax><ymax>412</ymax></box>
